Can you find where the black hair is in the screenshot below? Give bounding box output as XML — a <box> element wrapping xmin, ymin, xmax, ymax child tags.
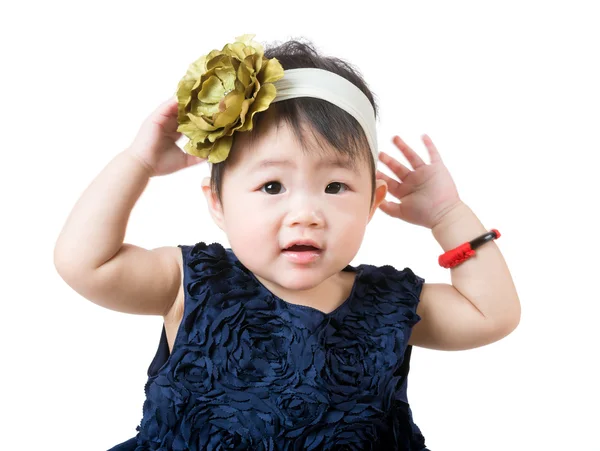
<box><xmin>210</xmin><ymin>39</ymin><xmax>378</xmax><ymax>205</ymax></box>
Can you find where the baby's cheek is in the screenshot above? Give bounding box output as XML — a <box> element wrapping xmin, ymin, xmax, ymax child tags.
<box><xmin>332</xmin><ymin>214</ymin><xmax>367</xmax><ymax>256</ymax></box>
<box><xmin>338</xmin><ymin>225</ymin><xmax>364</xmax><ymax>249</ymax></box>
<box><xmin>227</xmin><ymin>207</ymin><xmax>274</xmax><ymax>250</ymax></box>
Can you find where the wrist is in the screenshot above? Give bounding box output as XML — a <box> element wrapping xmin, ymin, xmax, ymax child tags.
<box><xmin>123</xmin><ymin>148</ymin><xmax>156</xmax><ymax>178</ymax></box>
<box><xmin>431</xmin><ymin>202</ymin><xmax>488</xmax><ymax>251</ymax></box>
<box><xmin>431</xmin><ymin>200</ymin><xmax>468</xmax><ymax>233</ymax></box>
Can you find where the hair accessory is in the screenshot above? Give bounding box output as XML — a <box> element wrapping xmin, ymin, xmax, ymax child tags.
<box><xmin>175</xmin><ymin>34</ymin><xmax>284</xmax><ymax>163</ymax></box>
<box><xmin>175</xmin><ymin>35</ymin><xmax>377</xmax><ymax>165</ymax></box>
<box><xmin>438</xmin><ymin>229</ymin><xmax>501</xmax><ymax>268</ymax></box>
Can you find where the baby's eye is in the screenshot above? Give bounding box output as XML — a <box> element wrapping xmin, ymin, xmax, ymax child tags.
<box><xmin>261</xmin><ymin>181</ymin><xmax>286</xmax><ymax>195</ymax></box>
<box><xmin>325</xmin><ymin>182</ymin><xmax>349</xmax><ymax>194</ymax></box>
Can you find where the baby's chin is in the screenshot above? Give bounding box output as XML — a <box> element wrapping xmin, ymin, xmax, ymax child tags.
<box><xmin>273</xmin><ymin>272</ymin><xmax>328</xmax><ymax>293</ymax></box>
<box><xmin>265</xmin><ymin>260</ymin><xmax>346</xmax><ymax>291</ymax></box>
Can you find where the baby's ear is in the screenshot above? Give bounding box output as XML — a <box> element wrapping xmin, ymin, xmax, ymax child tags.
<box><xmin>369</xmin><ymin>178</ymin><xmax>388</xmax><ymax>222</ymax></box>
<box><xmin>201</xmin><ymin>177</ymin><xmax>225</xmax><ymax>230</ymax></box>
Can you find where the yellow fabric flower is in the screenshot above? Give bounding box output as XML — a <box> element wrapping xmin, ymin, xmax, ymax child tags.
<box><xmin>176</xmin><ymin>34</ymin><xmax>284</xmax><ymax>163</ymax></box>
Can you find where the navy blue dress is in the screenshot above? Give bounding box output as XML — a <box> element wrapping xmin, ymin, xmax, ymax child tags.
<box><xmin>109</xmin><ymin>242</ymin><xmax>429</xmax><ymax>450</ymax></box>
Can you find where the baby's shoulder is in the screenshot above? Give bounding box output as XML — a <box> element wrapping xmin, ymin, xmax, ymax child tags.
<box><xmin>162</xmin><ymin>245</ymin><xmax>184</xmax><ymax>266</ymax></box>
<box><xmin>151</xmin><ymin>245</ymin><xmax>185</xmax><ymax>286</ymax></box>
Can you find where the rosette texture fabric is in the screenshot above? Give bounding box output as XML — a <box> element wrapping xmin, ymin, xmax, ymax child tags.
<box><xmin>109</xmin><ymin>242</ymin><xmax>428</xmax><ymax>450</ymax></box>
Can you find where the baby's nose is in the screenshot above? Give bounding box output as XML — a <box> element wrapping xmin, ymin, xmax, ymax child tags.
<box><xmin>285</xmin><ymin>206</ymin><xmax>325</xmax><ymax>228</ymax></box>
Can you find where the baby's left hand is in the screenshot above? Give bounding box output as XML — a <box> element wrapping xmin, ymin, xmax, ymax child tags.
<box><xmin>376</xmin><ymin>134</ymin><xmax>462</xmax><ymax>229</ymax></box>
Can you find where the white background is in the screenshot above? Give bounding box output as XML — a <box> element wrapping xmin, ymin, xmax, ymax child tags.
<box><xmin>1</xmin><ymin>1</ymin><xmax>598</xmax><ymax>450</ymax></box>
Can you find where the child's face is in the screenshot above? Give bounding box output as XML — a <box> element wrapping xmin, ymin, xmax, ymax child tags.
<box><xmin>203</xmin><ymin>116</ymin><xmax>387</xmax><ymax>294</ymax></box>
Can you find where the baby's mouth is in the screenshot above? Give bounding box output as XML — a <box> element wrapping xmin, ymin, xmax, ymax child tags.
<box><xmin>281</xmin><ymin>244</ymin><xmax>323</xmax><ymax>264</ymax></box>
<box><xmin>283</xmin><ymin>244</ymin><xmax>321</xmax><ymax>252</ymax></box>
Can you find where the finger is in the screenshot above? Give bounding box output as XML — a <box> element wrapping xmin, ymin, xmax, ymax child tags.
<box><xmin>376</xmin><ymin>170</ymin><xmax>403</xmax><ymax>199</ymax></box>
<box><xmin>162</xmin><ymin>114</ymin><xmax>183</xmax><ymax>136</ymax></box>
<box><xmin>379</xmin><ymin>152</ymin><xmax>411</xmax><ymax>180</ymax></box>
<box><xmin>422</xmin><ymin>134</ymin><xmax>443</xmax><ymax>164</ymax></box>
<box><xmin>393</xmin><ymin>135</ymin><xmax>425</xmax><ymax>169</ymax></box>
<box><xmin>153</xmin><ymin>97</ymin><xmax>182</xmax><ymax>134</ymax></box>
<box><xmin>160</xmin><ymin>96</ymin><xmax>179</xmax><ymax>112</ymax></box>
<box><xmin>378</xmin><ymin>199</ymin><xmax>402</xmax><ymax>218</ymax></box>
<box><xmin>150</xmin><ymin>97</ymin><xmax>178</xmax><ymax>120</ymax></box>
<box><xmin>184</xmin><ymin>153</ymin><xmax>206</xmax><ymax>168</ymax></box>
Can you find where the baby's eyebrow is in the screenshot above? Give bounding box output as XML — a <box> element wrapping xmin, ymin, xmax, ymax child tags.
<box><xmin>250</xmin><ymin>157</ymin><xmax>358</xmax><ymax>173</ymax></box>
<box><xmin>320</xmin><ymin>156</ymin><xmax>358</xmax><ymax>172</ymax></box>
<box><xmin>251</xmin><ymin>159</ymin><xmax>295</xmax><ymax>171</ymax></box>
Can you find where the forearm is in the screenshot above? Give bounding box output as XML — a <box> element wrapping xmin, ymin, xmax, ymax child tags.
<box><xmin>431</xmin><ymin>201</ymin><xmax>521</xmax><ymax>326</ymax></box>
<box><xmin>54</xmin><ymin>149</ymin><xmax>152</xmax><ymax>272</ymax></box>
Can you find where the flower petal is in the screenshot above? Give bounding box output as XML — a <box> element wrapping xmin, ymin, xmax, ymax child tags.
<box><xmin>208</xmin><ymin>136</ymin><xmax>233</xmax><ymax>163</ymax></box>
<box><xmin>237</xmin><ymin>82</ymin><xmax>277</xmax><ymax>132</ymax></box>
<box><xmin>198</xmin><ymin>75</ymin><xmax>225</xmax><ymax>104</ymax></box>
<box><xmin>213</xmin><ymin>92</ymin><xmax>244</xmax><ymax>128</ymax></box>
<box><xmin>236</xmin><ymin>62</ymin><xmax>252</xmax><ymax>89</ymax></box>
<box><xmin>184</xmin><ymin>139</ymin><xmax>213</xmax><ymax>159</ymax></box>
<box><xmin>215</xmin><ymin>67</ymin><xmax>236</xmax><ymax>92</ymax></box>
<box><xmin>188</xmin><ymin>113</ymin><xmax>218</xmax><ymax>131</ymax></box>
<box><xmin>177</xmin><ymin>120</ymin><xmax>211</xmax><ymax>142</ymax></box>
<box><xmin>226</xmin><ymin>41</ymin><xmax>247</xmax><ymax>61</ymax></box>
<box><xmin>259</xmin><ymin>58</ymin><xmax>284</xmax><ymax>84</ymax></box>
<box><xmin>207</xmin><ymin>53</ymin><xmax>232</xmax><ymax>71</ymax></box>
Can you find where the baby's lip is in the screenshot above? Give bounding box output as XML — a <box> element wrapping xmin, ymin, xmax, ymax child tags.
<box><xmin>282</xmin><ymin>240</ymin><xmax>322</xmax><ymax>251</ymax></box>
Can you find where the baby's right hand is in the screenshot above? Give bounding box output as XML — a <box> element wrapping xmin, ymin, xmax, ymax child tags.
<box><xmin>126</xmin><ymin>97</ymin><xmax>205</xmax><ymax>177</ymax></box>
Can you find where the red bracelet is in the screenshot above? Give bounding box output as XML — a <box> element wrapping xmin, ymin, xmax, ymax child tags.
<box><xmin>438</xmin><ymin>229</ymin><xmax>501</xmax><ymax>268</ymax></box>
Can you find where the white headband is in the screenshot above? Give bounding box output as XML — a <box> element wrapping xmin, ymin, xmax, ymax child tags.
<box><xmin>272</xmin><ymin>68</ymin><xmax>378</xmax><ymax>162</ymax></box>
